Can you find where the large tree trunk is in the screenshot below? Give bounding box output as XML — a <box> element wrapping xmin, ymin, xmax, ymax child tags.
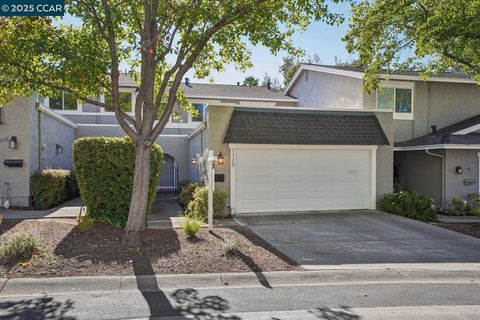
<box><xmin>125</xmin><ymin>141</ymin><xmax>152</xmax><ymax>247</ymax></box>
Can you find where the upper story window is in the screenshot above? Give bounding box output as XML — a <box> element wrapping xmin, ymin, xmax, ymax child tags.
<box><xmin>48</xmin><ymin>91</ymin><xmax>80</xmax><ymax>111</ymax></box>
<box><xmin>104</xmin><ymin>92</ymin><xmax>133</xmax><ymax>113</ymax></box>
<box><xmin>376</xmin><ymin>83</ymin><xmax>414</xmax><ymax>120</ymax></box>
<box><xmin>102</xmin><ymin>89</ymin><xmax>135</xmax><ymax>113</ymax></box>
<box><xmin>191</xmin><ymin>104</ymin><xmax>204</xmax><ymax>122</ymax></box>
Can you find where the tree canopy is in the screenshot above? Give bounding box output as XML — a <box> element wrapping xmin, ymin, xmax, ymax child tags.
<box><xmin>344</xmin><ymin>0</ymin><xmax>480</xmax><ymax>91</ymax></box>
<box><xmin>242</xmin><ymin>76</ymin><xmax>259</xmax><ymax>87</ymax></box>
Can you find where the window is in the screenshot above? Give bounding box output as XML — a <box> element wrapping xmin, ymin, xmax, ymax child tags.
<box><xmin>191</xmin><ymin>104</ymin><xmax>204</xmax><ymax>122</ymax></box>
<box><xmin>104</xmin><ymin>91</ymin><xmax>133</xmax><ymax>112</ymax></box>
<box><xmin>48</xmin><ymin>91</ymin><xmax>79</xmax><ymax>111</ymax></box>
<box><xmin>376</xmin><ymin>86</ymin><xmax>413</xmax><ymax>119</ymax></box>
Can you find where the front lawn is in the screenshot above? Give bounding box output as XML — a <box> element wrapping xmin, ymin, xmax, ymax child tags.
<box><xmin>0</xmin><ymin>219</ymin><xmax>299</xmax><ymax>278</ymax></box>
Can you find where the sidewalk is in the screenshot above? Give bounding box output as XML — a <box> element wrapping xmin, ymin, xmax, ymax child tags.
<box><xmin>1</xmin><ymin>265</ymin><xmax>479</xmax><ymax>296</ymax></box>
<box><xmin>437</xmin><ymin>214</ymin><xmax>480</xmax><ymax>223</ymax></box>
<box><xmin>0</xmin><ymin>197</ymin><xmax>83</xmax><ymax>220</ymax></box>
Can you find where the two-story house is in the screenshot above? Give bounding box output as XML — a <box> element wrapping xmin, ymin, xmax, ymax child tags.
<box><xmin>1</xmin><ymin>65</ymin><xmax>479</xmax><ymax>214</ymax></box>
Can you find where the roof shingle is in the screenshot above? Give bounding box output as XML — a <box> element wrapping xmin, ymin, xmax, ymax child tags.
<box><xmin>224</xmin><ymin>108</ymin><xmax>389</xmax><ymax>146</ymax></box>
<box><xmin>180</xmin><ymin>83</ymin><xmax>295</xmax><ymax>101</ymax></box>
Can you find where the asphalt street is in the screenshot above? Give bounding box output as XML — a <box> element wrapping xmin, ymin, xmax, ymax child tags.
<box><xmin>1</xmin><ymin>279</ymin><xmax>479</xmax><ymax>319</ymax></box>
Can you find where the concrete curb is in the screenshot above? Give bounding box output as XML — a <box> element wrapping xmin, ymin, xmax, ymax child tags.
<box><xmin>1</xmin><ymin>267</ymin><xmax>479</xmax><ymax>297</ymax></box>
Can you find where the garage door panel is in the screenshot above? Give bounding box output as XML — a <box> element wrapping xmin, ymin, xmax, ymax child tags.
<box><xmin>234</xmin><ymin>147</ymin><xmax>373</xmax><ymax>213</ymax></box>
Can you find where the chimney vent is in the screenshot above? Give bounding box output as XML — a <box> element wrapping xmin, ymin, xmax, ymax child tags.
<box><xmin>237</xmin><ymin>82</ymin><xmax>240</xmax><ymax>86</ymax></box>
<box><xmin>267</xmin><ymin>81</ymin><xmax>271</xmax><ymax>90</ymax></box>
<box><xmin>431</xmin><ymin>125</ymin><xmax>437</xmax><ymax>134</ymax></box>
<box><xmin>185</xmin><ymin>78</ymin><xmax>190</xmax><ymax>86</ymax></box>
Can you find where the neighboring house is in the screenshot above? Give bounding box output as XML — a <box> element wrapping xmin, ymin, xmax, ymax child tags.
<box><xmin>283</xmin><ymin>64</ymin><xmax>480</xmax><ymax>211</ymax></box>
<box><xmin>2</xmin><ymin>65</ymin><xmax>479</xmax><ymax>213</ymax></box>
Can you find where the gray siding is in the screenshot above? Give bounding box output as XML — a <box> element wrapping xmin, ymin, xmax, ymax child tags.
<box><xmin>395</xmin><ymin>150</ymin><xmax>444</xmax><ymax>208</ymax></box>
<box><xmin>375</xmin><ymin>112</ymin><xmax>394</xmax><ymax>199</ymax></box>
<box><xmin>290</xmin><ymin>70</ymin><xmax>364</xmax><ymax>109</ymax></box>
<box><xmin>445</xmin><ymin>149</ymin><xmax>479</xmax><ymax>205</ymax></box>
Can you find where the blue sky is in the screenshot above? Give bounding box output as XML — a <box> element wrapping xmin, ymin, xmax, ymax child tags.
<box><xmin>188</xmin><ymin>2</ymin><xmax>354</xmax><ymax>84</ymax></box>
<box><xmin>60</xmin><ymin>2</ymin><xmax>353</xmax><ymax>85</ymax></box>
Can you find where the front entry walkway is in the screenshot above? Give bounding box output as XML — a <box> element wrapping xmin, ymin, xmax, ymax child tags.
<box><xmin>235</xmin><ymin>210</ymin><xmax>480</xmax><ymax>269</ymax></box>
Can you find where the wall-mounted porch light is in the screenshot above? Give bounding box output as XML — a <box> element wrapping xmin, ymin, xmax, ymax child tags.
<box><xmin>192</xmin><ymin>155</ymin><xmax>198</xmax><ymax>165</ymax></box>
<box><xmin>8</xmin><ymin>136</ymin><xmax>17</xmax><ymax>149</ymax></box>
<box><xmin>217</xmin><ymin>152</ymin><xmax>225</xmax><ymax>165</ymax></box>
<box><xmin>56</xmin><ymin>144</ymin><xmax>64</xmax><ymax>155</ymax></box>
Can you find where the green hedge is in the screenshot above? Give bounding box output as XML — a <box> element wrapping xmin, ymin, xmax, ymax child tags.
<box><xmin>378</xmin><ymin>190</ymin><xmax>437</xmax><ymax>222</ymax></box>
<box><xmin>31</xmin><ymin>169</ymin><xmax>79</xmax><ymax>210</ymax></box>
<box><xmin>186</xmin><ymin>186</ymin><xmax>228</xmax><ymax>219</ymax></box>
<box><xmin>73</xmin><ymin>137</ymin><xmax>163</xmax><ymax>227</ymax></box>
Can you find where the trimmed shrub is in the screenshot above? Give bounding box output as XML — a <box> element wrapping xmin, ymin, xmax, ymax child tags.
<box><xmin>178</xmin><ymin>182</ymin><xmax>199</xmax><ymax>208</ymax></box>
<box><xmin>73</xmin><ymin>137</ymin><xmax>163</xmax><ymax>227</ymax></box>
<box><xmin>181</xmin><ymin>213</ymin><xmax>204</xmax><ymax>238</ymax></box>
<box><xmin>449</xmin><ymin>197</ymin><xmax>468</xmax><ymax>216</ymax></box>
<box><xmin>378</xmin><ymin>190</ymin><xmax>436</xmax><ymax>222</ymax></box>
<box><xmin>186</xmin><ymin>187</ymin><xmax>228</xmax><ymax>219</ymax></box>
<box><xmin>0</xmin><ymin>230</ymin><xmax>40</xmax><ymax>263</ymax></box>
<box><xmin>31</xmin><ymin>169</ymin><xmax>79</xmax><ymax>210</ymax></box>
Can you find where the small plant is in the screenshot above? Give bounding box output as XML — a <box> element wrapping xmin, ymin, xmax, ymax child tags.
<box><xmin>378</xmin><ymin>189</ymin><xmax>436</xmax><ymax>222</ymax></box>
<box><xmin>450</xmin><ymin>197</ymin><xmax>469</xmax><ymax>216</ymax></box>
<box><xmin>181</xmin><ymin>214</ymin><xmax>204</xmax><ymax>238</ymax></box>
<box><xmin>186</xmin><ymin>187</ymin><xmax>228</xmax><ymax>219</ymax></box>
<box><xmin>0</xmin><ymin>230</ymin><xmax>40</xmax><ymax>263</ymax></box>
<box><xmin>467</xmin><ymin>193</ymin><xmax>480</xmax><ymax>216</ymax></box>
<box><xmin>76</xmin><ymin>213</ymin><xmax>95</xmax><ymax>230</ymax></box>
<box><xmin>178</xmin><ymin>182</ymin><xmax>199</xmax><ymax>208</ymax></box>
<box><xmin>221</xmin><ymin>238</ymin><xmax>239</xmax><ymax>257</ymax></box>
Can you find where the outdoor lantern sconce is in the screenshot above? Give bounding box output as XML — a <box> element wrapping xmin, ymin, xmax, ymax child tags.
<box><xmin>455</xmin><ymin>166</ymin><xmax>463</xmax><ymax>174</ymax></box>
<box><xmin>56</xmin><ymin>144</ymin><xmax>64</xmax><ymax>155</ymax></box>
<box><xmin>217</xmin><ymin>152</ymin><xmax>225</xmax><ymax>165</ymax></box>
<box><xmin>8</xmin><ymin>136</ymin><xmax>17</xmax><ymax>149</ymax></box>
<box><xmin>192</xmin><ymin>155</ymin><xmax>198</xmax><ymax>165</ymax></box>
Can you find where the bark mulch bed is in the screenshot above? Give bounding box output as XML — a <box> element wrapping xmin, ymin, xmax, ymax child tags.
<box><xmin>0</xmin><ymin>219</ymin><xmax>300</xmax><ymax>278</ymax></box>
<box><xmin>432</xmin><ymin>222</ymin><xmax>480</xmax><ymax>239</ymax></box>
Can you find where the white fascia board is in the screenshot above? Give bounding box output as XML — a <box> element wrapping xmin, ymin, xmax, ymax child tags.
<box><xmin>229</xmin><ymin>144</ymin><xmax>378</xmax><ymax>150</ymax></box>
<box><xmin>39</xmin><ymin>104</ymin><xmax>78</xmax><ymax>129</ymax></box>
<box><xmin>453</xmin><ymin>124</ymin><xmax>480</xmax><ymax>135</ymax></box>
<box><xmin>395</xmin><ymin>144</ymin><xmax>480</xmax><ymax>151</ymax></box>
<box><xmin>284</xmin><ymin>64</ymin><xmax>476</xmax><ymax>95</ymax></box>
<box><xmin>186</xmin><ymin>122</ymin><xmax>206</xmax><ymax>140</ymax></box>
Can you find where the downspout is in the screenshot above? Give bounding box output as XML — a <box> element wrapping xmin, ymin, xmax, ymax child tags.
<box><xmin>35</xmin><ymin>95</ymin><xmax>42</xmax><ymax>170</ymax></box>
<box><xmin>425</xmin><ymin>149</ymin><xmax>445</xmax><ymax>211</ymax></box>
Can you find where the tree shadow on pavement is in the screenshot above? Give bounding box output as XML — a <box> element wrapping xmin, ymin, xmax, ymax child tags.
<box><xmin>309</xmin><ymin>306</ymin><xmax>361</xmax><ymax>320</ymax></box>
<box><xmin>209</xmin><ymin>230</ymin><xmax>272</xmax><ymax>289</ymax></box>
<box><xmin>132</xmin><ymin>243</ymin><xmax>239</xmax><ymax>320</ymax></box>
<box><xmin>0</xmin><ymin>297</ymin><xmax>75</xmax><ymax>320</ymax></box>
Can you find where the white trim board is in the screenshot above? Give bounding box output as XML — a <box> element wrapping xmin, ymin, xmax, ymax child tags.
<box><xmin>453</xmin><ymin>124</ymin><xmax>480</xmax><ymax>135</ymax></box>
<box><xmin>284</xmin><ymin>64</ymin><xmax>476</xmax><ymax>94</ymax></box>
<box><xmin>395</xmin><ymin>144</ymin><xmax>480</xmax><ymax>151</ymax></box>
<box><xmin>38</xmin><ymin>104</ymin><xmax>78</xmax><ymax>129</ymax></box>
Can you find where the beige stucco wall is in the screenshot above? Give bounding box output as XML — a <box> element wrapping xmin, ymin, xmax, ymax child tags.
<box><xmin>0</xmin><ymin>97</ymin><xmax>34</xmax><ymax>207</ymax></box>
<box><xmin>206</xmin><ymin>105</ymin><xmax>234</xmax><ymax>201</ymax></box>
<box><xmin>375</xmin><ymin>112</ymin><xmax>394</xmax><ymax>199</ymax></box>
<box><xmin>289</xmin><ymin>70</ymin><xmax>364</xmax><ymax>109</ymax></box>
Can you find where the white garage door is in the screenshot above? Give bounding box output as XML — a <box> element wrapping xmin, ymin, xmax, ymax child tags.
<box><xmin>232</xmin><ymin>146</ymin><xmax>374</xmax><ymax>213</ymax></box>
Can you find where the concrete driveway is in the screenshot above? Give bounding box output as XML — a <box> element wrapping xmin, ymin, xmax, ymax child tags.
<box><xmin>235</xmin><ymin>210</ymin><xmax>480</xmax><ymax>269</ymax></box>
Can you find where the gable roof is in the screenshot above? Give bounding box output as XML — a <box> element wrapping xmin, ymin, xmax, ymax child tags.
<box><xmin>284</xmin><ymin>64</ymin><xmax>476</xmax><ymax>94</ymax></box>
<box><xmin>224</xmin><ymin>108</ymin><xmax>389</xmax><ymax>146</ymax></box>
<box><xmin>395</xmin><ymin>114</ymin><xmax>480</xmax><ymax>149</ymax></box>
<box><xmin>180</xmin><ymin>83</ymin><xmax>296</xmax><ymax>102</ymax></box>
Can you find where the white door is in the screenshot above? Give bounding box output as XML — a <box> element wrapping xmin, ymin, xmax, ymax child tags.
<box><xmin>232</xmin><ymin>146</ymin><xmax>374</xmax><ymax>213</ymax></box>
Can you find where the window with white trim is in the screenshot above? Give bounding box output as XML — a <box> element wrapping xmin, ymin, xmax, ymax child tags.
<box><xmin>48</xmin><ymin>91</ymin><xmax>80</xmax><ymax>111</ymax></box>
<box><xmin>104</xmin><ymin>91</ymin><xmax>133</xmax><ymax>113</ymax></box>
<box><xmin>376</xmin><ymin>85</ymin><xmax>413</xmax><ymax>120</ymax></box>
